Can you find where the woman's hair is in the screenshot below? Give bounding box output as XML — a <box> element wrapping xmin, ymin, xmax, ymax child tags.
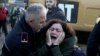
<box><xmin>42</xmin><ymin>19</ymin><xmax>76</xmax><ymax>38</ymax></box>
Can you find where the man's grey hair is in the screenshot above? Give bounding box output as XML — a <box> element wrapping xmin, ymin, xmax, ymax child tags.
<box><xmin>25</xmin><ymin>3</ymin><xmax>47</xmax><ymax>20</ymax></box>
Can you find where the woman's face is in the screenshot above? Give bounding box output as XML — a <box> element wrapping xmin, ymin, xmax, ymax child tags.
<box><xmin>49</xmin><ymin>23</ymin><xmax>64</xmax><ymax>39</ymax></box>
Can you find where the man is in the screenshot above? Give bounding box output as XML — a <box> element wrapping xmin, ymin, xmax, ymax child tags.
<box><xmin>45</xmin><ymin>0</ymin><xmax>66</xmax><ymax>21</ymax></box>
<box><xmin>87</xmin><ymin>21</ymin><xmax>100</xmax><ymax>56</ymax></box>
<box><xmin>9</xmin><ymin>5</ymin><xmax>20</xmax><ymax>28</ymax></box>
<box><xmin>1</xmin><ymin>3</ymin><xmax>47</xmax><ymax>56</ymax></box>
<box><xmin>15</xmin><ymin>7</ymin><xmax>26</xmax><ymax>23</ymax></box>
<box><xmin>0</xmin><ymin>3</ymin><xmax>8</xmax><ymax>36</ymax></box>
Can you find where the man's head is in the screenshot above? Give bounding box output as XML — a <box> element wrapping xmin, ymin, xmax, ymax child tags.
<box><xmin>25</xmin><ymin>3</ymin><xmax>47</xmax><ymax>32</ymax></box>
<box><xmin>45</xmin><ymin>0</ymin><xmax>57</xmax><ymax>8</ymax></box>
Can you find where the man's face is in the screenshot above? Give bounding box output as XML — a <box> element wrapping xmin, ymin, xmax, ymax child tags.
<box><xmin>46</xmin><ymin>0</ymin><xmax>57</xmax><ymax>8</ymax></box>
<box><xmin>27</xmin><ymin>11</ymin><xmax>46</xmax><ymax>32</ymax></box>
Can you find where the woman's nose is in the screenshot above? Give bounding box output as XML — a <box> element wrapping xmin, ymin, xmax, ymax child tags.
<box><xmin>52</xmin><ymin>30</ymin><xmax>57</xmax><ymax>34</ymax></box>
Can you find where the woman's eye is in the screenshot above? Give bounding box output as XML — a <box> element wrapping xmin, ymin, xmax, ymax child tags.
<box><xmin>56</xmin><ymin>29</ymin><xmax>62</xmax><ymax>32</ymax></box>
<box><xmin>57</xmin><ymin>30</ymin><xmax>61</xmax><ymax>32</ymax></box>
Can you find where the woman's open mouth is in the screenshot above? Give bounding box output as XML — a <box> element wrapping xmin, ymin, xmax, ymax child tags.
<box><xmin>51</xmin><ymin>36</ymin><xmax>57</xmax><ymax>39</ymax></box>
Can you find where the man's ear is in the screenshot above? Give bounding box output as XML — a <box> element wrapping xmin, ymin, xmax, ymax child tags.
<box><xmin>28</xmin><ymin>16</ymin><xmax>35</xmax><ymax>22</ymax></box>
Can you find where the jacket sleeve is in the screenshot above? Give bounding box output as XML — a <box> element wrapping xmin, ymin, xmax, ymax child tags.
<box><xmin>50</xmin><ymin>36</ymin><xmax>77</xmax><ymax>56</ymax></box>
<box><xmin>87</xmin><ymin>22</ymin><xmax>100</xmax><ymax>56</ymax></box>
<box><xmin>35</xmin><ymin>44</ymin><xmax>49</xmax><ymax>56</ymax></box>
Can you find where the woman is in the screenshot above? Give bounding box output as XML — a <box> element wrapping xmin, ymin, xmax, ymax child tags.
<box><xmin>41</xmin><ymin>19</ymin><xmax>78</xmax><ymax>56</ymax></box>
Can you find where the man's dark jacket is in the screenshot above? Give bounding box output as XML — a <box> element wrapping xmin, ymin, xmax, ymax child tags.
<box><xmin>87</xmin><ymin>21</ymin><xmax>100</xmax><ymax>56</ymax></box>
<box><xmin>47</xmin><ymin>7</ymin><xmax>66</xmax><ymax>21</ymax></box>
<box><xmin>1</xmin><ymin>15</ymin><xmax>47</xmax><ymax>56</ymax></box>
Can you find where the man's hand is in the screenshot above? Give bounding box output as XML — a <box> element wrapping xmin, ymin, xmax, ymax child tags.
<box><xmin>46</xmin><ymin>30</ymin><xmax>52</xmax><ymax>46</ymax></box>
<box><xmin>53</xmin><ymin>32</ymin><xmax>65</xmax><ymax>45</ymax></box>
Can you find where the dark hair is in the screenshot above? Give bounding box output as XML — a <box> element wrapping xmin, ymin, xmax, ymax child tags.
<box><xmin>42</xmin><ymin>19</ymin><xmax>76</xmax><ymax>38</ymax></box>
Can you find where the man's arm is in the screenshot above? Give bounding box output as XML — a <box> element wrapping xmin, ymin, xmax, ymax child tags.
<box><xmin>87</xmin><ymin>21</ymin><xmax>100</xmax><ymax>56</ymax></box>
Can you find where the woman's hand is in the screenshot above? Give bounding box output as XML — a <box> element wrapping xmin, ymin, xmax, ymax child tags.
<box><xmin>46</xmin><ymin>30</ymin><xmax>52</xmax><ymax>46</ymax></box>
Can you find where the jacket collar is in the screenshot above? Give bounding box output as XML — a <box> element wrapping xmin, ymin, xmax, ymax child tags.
<box><xmin>19</xmin><ymin>14</ymin><xmax>37</xmax><ymax>34</ymax></box>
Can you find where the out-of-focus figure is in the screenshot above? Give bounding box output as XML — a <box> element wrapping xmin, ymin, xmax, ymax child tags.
<box><xmin>0</xmin><ymin>3</ymin><xmax>8</xmax><ymax>36</ymax></box>
<box><xmin>15</xmin><ymin>7</ymin><xmax>26</xmax><ymax>23</ymax></box>
<box><xmin>45</xmin><ymin>0</ymin><xmax>66</xmax><ymax>21</ymax></box>
<box><xmin>87</xmin><ymin>20</ymin><xmax>100</xmax><ymax>56</ymax></box>
<box><xmin>9</xmin><ymin>5</ymin><xmax>20</xmax><ymax>28</ymax></box>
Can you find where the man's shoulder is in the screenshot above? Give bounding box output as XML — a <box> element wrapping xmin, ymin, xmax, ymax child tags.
<box><xmin>6</xmin><ymin>30</ymin><xmax>21</xmax><ymax>42</ymax></box>
<box><xmin>95</xmin><ymin>21</ymin><xmax>100</xmax><ymax>29</ymax></box>
<box><xmin>56</xmin><ymin>7</ymin><xmax>63</xmax><ymax>12</ymax></box>
<box><xmin>5</xmin><ymin>25</ymin><xmax>24</xmax><ymax>44</ymax></box>
<box><xmin>53</xmin><ymin>7</ymin><xmax>64</xmax><ymax>14</ymax></box>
